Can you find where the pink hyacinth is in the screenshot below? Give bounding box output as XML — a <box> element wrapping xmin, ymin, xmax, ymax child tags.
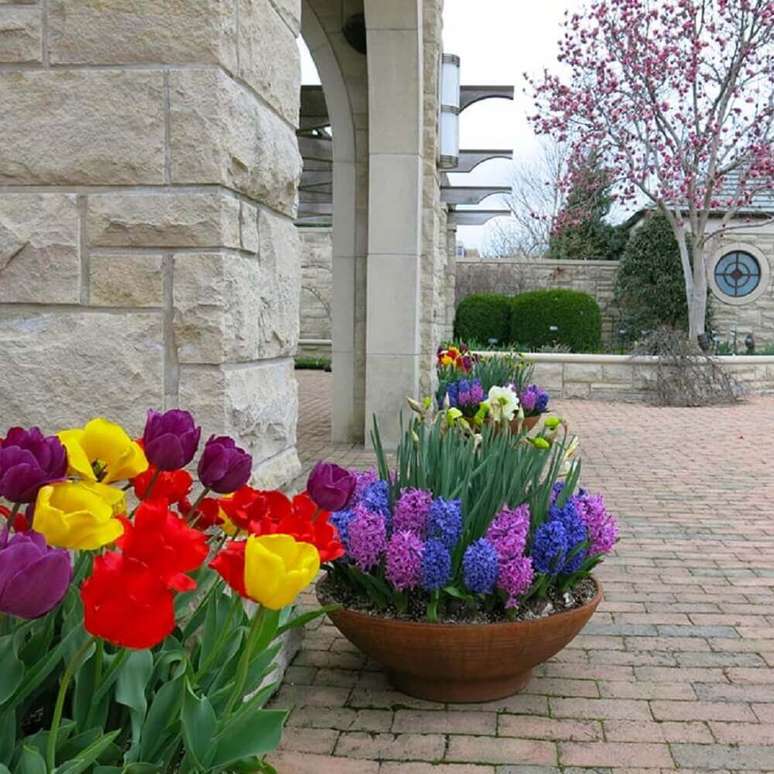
<box><xmin>385</xmin><ymin>530</ymin><xmax>424</xmax><ymax>592</ymax></box>
<box><xmin>573</xmin><ymin>492</ymin><xmax>618</xmax><ymax>555</ymax></box>
<box><xmin>486</xmin><ymin>504</ymin><xmax>531</xmax><ymax>561</ymax></box>
<box><xmin>347</xmin><ymin>505</ymin><xmax>387</xmax><ymax>571</ymax></box>
<box><xmin>393</xmin><ymin>488</ymin><xmax>433</xmax><ymax>537</ymax></box>
<box><xmin>497</xmin><ymin>555</ymin><xmax>535</xmax><ymax>609</ymax></box>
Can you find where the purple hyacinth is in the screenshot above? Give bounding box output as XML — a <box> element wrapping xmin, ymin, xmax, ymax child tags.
<box><xmin>520</xmin><ymin>384</ymin><xmax>549</xmax><ymax>416</ymax></box>
<box><xmin>351</xmin><ymin>469</ymin><xmax>379</xmax><ymax>503</ymax></box>
<box><xmin>550</xmin><ymin>499</ymin><xmax>588</xmax><ymax>574</ymax></box>
<box><xmin>0</xmin><ymin>427</ymin><xmax>68</xmax><ymax>504</ymax></box>
<box><xmin>427</xmin><ymin>497</ymin><xmax>462</xmax><ymax>550</ymax></box>
<box><xmin>550</xmin><ymin>481</ymin><xmax>566</xmax><ymax>505</ymax></box>
<box><xmin>462</xmin><ymin>538</ymin><xmax>499</xmax><ymax>594</ymax></box>
<box><xmin>347</xmin><ymin>506</ymin><xmax>387</xmax><ymax>571</ymax></box>
<box><xmin>393</xmin><ymin>488</ymin><xmax>432</xmax><ymax>536</ymax></box>
<box><xmin>497</xmin><ymin>555</ymin><xmax>535</xmax><ymax>608</ymax></box>
<box><xmin>421</xmin><ymin>538</ymin><xmax>452</xmax><ymax>591</ymax></box>
<box><xmin>572</xmin><ymin>490</ymin><xmax>619</xmax><ymax>555</ymax></box>
<box><xmin>486</xmin><ymin>504</ymin><xmax>530</xmax><ymax>561</ymax></box>
<box><xmin>385</xmin><ymin>530</ymin><xmax>424</xmax><ymax>591</ymax></box>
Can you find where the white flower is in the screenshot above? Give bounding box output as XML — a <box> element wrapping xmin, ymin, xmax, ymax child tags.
<box><xmin>487</xmin><ymin>385</ymin><xmax>520</xmax><ymax>423</ymax></box>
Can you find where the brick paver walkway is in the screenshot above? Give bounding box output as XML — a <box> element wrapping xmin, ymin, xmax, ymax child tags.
<box><xmin>270</xmin><ymin>370</ymin><xmax>774</xmax><ymax>773</ymax></box>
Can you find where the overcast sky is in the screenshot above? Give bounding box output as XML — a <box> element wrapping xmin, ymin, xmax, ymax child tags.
<box><xmin>299</xmin><ymin>0</ymin><xmax>573</xmax><ymax>248</ymax></box>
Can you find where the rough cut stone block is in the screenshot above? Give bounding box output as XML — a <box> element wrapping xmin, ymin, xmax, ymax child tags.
<box><xmin>0</xmin><ymin>194</ymin><xmax>80</xmax><ymax>304</ymax></box>
<box><xmin>0</xmin><ymin>70</ymin><xmax>165</xmax><ymax>185</ymax></box>
<box><xmin>256</xmin><ymin>208</ymin><xmax>301</xmax><ymax>355</ymax></box>
<box><xmin>173</xmin><ymin>221</ymin><xmax>299</xmax><ymax>363</ymax></box>
<box><xmin>564</xmin><ymin>381</ymin><xmax>591</xmax><ymax>399</ymax></box>
<box><xmin>253</xmin><ymin>447</ymin><xmax>302</xmax><ymax>490</ymax></box>
<box><xmin>270</xmin><ymin>0</ymin><xmax>301</xmax><ymax>33</ymax></box>
<box><xmin>0</xmin><ymin>310</ymin><xmax>164</xmax><ymax>431</ymax></box>
<box><xmin>0</xmin><ymin>6</ymin><xmax>41</xmax><ymax>63</ymax></box>
<box><xmin>87</xmin><ymin>191</ymin><xmax>241</xmax><ymax>249</ymax></box>
<box><xmin>240</xmin><ymin>200</ymin><xmax>259</xmax><ymax>253</ymax></box>
<box><xmin>169</xmin><ymin>69</ymin><xmax>300</xmax><ymax>216</ymax></box>
<box><xmin>48</xmin><ymin>0</ymin><xmax>237</xmax><ymax>68</ymax></box>
<box><xmin>173</xmin><ymin>252</ymin><xmax>262</xmax><ymax>364</ymax></box>
<box><xmin>601</xmin><ymin>363</ymin><xmax>635</xmax><ymax>385</ymax></box>
<box><xmin>565</xmin><ymin>363</ymin><xmax>604</xmax><ymax>383</ymax></box>
<box><xmin>178</xmin><ymin>359</ymin><xmax>298</xmax><ymax>473</ymax></box>
<box><xmin>90</xmin><ymin>254</ymin><xmax>164</xmax><ymax>307</ymax></box>
<box><xmin>239</xmin><ymin>0</ymin><xmax>300</xmax><ymax>125</ymax></box>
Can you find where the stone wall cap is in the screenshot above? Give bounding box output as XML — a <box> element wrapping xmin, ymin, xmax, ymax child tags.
<box><xmin>476</xmin><ymin>351</ymin><xmax>774</xmax><ymax>366</ymax></box>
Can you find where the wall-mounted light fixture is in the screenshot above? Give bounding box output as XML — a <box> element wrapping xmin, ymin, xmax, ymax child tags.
<box><xmin>439</xmin><ymin>53</ymin><xmax>461</xmax><ymax>169</ymax></box>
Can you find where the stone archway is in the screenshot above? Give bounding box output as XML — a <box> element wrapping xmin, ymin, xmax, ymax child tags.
<box><xmin>301</xmin><ymin>0</ymin><xmax>369</xmax><ymax>444</ymax></box>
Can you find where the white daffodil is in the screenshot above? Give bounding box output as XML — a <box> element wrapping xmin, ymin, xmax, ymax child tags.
<box><xmin>487</xmin><ymin>385</ymin><xmax>520</xmax><ymax>423</ymax></box>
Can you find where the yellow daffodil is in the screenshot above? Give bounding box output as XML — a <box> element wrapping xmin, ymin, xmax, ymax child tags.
<box><xmin>34</xmin><ymin>481</ymin><xmax>125</xmax><ymax>550</ymax></box>
<box><xmin>243</xmin><ymin>534</ymin><xmax>320</xmax><ymax>610</ymax></box>
<box><xmin>58</xmin><ymin>418</ymin><xmax>148</xmax><ymax>484</ymax></box>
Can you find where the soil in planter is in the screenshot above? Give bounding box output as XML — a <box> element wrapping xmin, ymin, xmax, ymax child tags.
<box><xmin>318</xmin><ymin>571</ymin><xmax>597</xmax><ymax>625</ymax></box>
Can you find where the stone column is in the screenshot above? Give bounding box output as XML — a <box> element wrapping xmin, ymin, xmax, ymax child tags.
<box><xmin>363</xmin><ymin>0</ymin><xmax>425</xmax><ymax>446</ymax></box>
<box><xmin>0</xmin><ymin>0</ymin><xmax>303</xmax><ymax>487</ymax></box>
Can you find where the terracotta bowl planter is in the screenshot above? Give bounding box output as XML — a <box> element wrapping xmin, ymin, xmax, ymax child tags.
<box><xmin>512</xmin><ymin>415</ymin><xmax>540</xmax><ymax>433</ymax></box>
<box><xmin>320</xmin><ymin>579</ymin><xmax>602</xmax><ymax>703</ymax></box>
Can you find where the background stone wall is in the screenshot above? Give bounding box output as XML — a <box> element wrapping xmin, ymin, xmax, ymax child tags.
<box><xmin>483</xmin><ymin>352</ymin><xmax>774</xmax><ymax>401</ymax></box>
<box><xmin>456</xmin><ymin>258</ymin><xmax>619</xmax><ymax>340</ymax></box>
<box><xmin>0</xmin><ymin>0</ymin><xmax>303</xmax><ymax>486</ymax></box>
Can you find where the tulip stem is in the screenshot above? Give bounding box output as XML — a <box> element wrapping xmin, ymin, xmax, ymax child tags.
<box><xmin>187</xmin><ymin>487</ymin><xmax>211</xmax><ymax>527</ymax></box>
<box><xmin>223</xmin><ymin>606</ymin><xmax>267</xmax><ymax>718</ymax></box>
<box><xmin>47</xmin><ymin>637</ymin><xmax>94</xmax><ymax>771</ymax></box>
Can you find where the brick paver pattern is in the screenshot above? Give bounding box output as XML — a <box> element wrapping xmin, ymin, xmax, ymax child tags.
<box><xmin>269</xmin><ymin>371</ymin><xmax>774</xmax><ymax>773</ymax></box>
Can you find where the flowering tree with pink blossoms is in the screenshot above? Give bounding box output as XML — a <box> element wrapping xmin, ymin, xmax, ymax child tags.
<box><xmin>528</xmin><ymin>0</ymin><xmax>774</xmax><ymax>343</ymax></box>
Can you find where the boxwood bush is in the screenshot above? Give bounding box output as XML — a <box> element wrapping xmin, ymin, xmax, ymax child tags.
<box><xmin>509</xmin><ymin>289</ymin><xmax>602</xmax><ymax>352</ymax></box>
<box><xmin>454</xmin><ymin>293</ymin><xmax>511</xmax><ymax>344</ymax></box>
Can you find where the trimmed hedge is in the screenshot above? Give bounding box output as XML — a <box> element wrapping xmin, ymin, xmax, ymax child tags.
<box><xmin>454</xmin><ymin>293</ymin><xmax>511</xmax><ymax>344</ymax></box>
<box><xmin>509</xmin><ymin>289</ymin><xmax>602</xmax><ymax>352</ymax></box>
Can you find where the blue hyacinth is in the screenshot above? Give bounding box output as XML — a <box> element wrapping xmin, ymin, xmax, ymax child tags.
<box><xmin>330</xmin><ymin>509</ymin><xmax>355</xmax><ymax>550</ymax></box>
<box><xmin>421</xmin><ymin>539</ymin><xmax>452</xmax><ymax>591</ymax></box>
<box><xmin>361</xmin><ymin>480</ymin><xmax>391</xmax><ymax>518</ymax></box>
<box><xmin>462</xmin><ymin>538</ymin><xmax>498</xmax><ymax>594</ymax></box>
<box><xmin>427</xmin><ymin>497</ymin><xmax>462</xmax><ymax>550</ymax></box>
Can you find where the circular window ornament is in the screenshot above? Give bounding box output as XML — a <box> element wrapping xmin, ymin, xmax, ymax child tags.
<box><xmin>709</xmin><ymin>244</ymin><xmax>770</xmax><ymax>306</ymax></box>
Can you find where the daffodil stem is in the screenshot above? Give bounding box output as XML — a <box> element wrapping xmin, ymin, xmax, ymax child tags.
<box><xmin>223</xmin><ymin>606</ymin><xmax>266</xmax><ymax>718</ymax></box>
<box><xmin>47</xmin><ymin>637</ymin><xmax>94</xmax><ymax>771</ymax></box>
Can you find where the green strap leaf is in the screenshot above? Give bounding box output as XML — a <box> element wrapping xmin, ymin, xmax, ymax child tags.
<box><xmin>53</xmin><ymin>730</ymin><xmax>120</xmax><ymax>774</ymax></box>
<box><xmin>116</xmin><ymin>650</ymin><xmax>154</xmax><ymax>757</ymax></box>
<box><xmin>17</xmin><ymin>746</ymin><xmax>47</xmax><ymax>774</ymax></box>
<box><xmin>210</xmin><ymin>709</ymin><xmax>287</xmax><ymax>770</ymax></box>
<box><xmin>0</xmin><ymin>634</ymin><xmax>24</xmax><ymax>704</ymax></box>
<box><xmin>181</xmin><ymin>681</ymin><xmax>217</xmax><ymax>769</ymax></box>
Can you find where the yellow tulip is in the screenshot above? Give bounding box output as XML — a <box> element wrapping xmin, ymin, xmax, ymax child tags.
<box><xmin>243</xmin><ymin>534</ymin><xmax>320</xmax><ymax>610</ymax></box>
<box><xmin>58</xmin><ymin>418</ymin><xmax>148</xmax><ymax>484</ymax></box>
<box><xmin>34</xmin><ymin>481</ymin><xmax>125</xmax><ymax>550</ymax></box>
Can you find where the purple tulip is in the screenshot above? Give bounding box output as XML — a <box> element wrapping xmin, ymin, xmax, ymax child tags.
<box><xmin>0</xmin><ymin>529</ymin><xmax>72</xmax><ymax>619</ymax></box>
<box><xmin>306</xmin><ymin>462</ymin><xmax>356</xmax><ymax>512</ymax></box>
<box><xmin>0</xmin><ymin>427</ymin><xmax>68</xmax><ymax>503</ymax></box>
<box><xmin>197</xmin><ymin>435</ymin><xmax>252</xmax><ymax>494</ymax></box>
<box><xmin>142</xmin><ymin>409</ymin><xmax>201</xmax><ymax>471</ymax></box>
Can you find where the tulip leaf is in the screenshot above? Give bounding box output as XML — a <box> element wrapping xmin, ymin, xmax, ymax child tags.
<box><xmin>0</xmin><ymin>764</ymin><xmax>10</xmax><ymax>774</ymax></box>
<box><xmin>0</xmin><ymin>709</ymin><xmax>14</xmax><ymax>764</ymax></box>
<box><xmin>274</xmin><ymin>605</ymin><xmax>340</xmax><ymax>637</ymax></box>
<box><xmin>53</xmin><ymin>729</ymin><xmax>121</xmax><ymax>774</ymax></box>
<box><xmin>17</xmin><ymin>745</ymin><xmax>47</xmax><ymax>774</ymax></box>
<box><xmin>116</xmin><ymin>650</ymin><xmax>153</xmax><ymax>754</ymax></box>
<box><xmin>138</xmin><ymin>674</ymin><xmax>184</xmax><ymax>762</ymax></box>
<box><xmin>209</xmin><ymin>709</ymin><xmax>287</xmax><ymax>770</ymax></box>
<box><xmin>181</xmin><ymin>681</ymin><xmax>217</xmax><ymax>769</ymax></box>
<box><xmin>0</xmin><ymin>634</ymin><xmax>24</xmax><ymax>704</ymax></box>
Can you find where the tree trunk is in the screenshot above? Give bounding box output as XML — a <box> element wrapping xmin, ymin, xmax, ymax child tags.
<box><xmin>689</xmin><ymin>247</ymin><xmax>708</xmax><ymax>342</ymax></box>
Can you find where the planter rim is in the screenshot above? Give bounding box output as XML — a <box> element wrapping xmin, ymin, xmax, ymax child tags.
<box><xmin>318</xmin><ymin>575</ymin><xmax>603</xmax><ymax>633</ymax></box>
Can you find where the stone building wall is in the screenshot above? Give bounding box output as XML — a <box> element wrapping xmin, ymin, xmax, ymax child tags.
<box><xmin>299</xmin><ymin>226</ymin><xmax>333</xmax><ymax>350</ymax></box>
<box><xmin>0</xmin><ymin>0</ymin><xmax>303</xmax><ymax>486</ymax></box>
<box><xmin>456</xmin><ymin>258</ymin><xmax>619</xmax><ymax>340</ymax></box>
<box><xmin>419</xmin><ymin>0</ymin><xmax>449</xmax><ymax>395</ymax></box>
